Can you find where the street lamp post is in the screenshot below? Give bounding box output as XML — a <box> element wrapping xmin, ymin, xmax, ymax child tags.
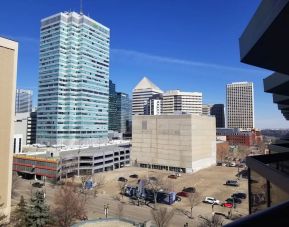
<box><xmin>104</xmin><ymin>203</ymin><xmax>109</xmax><ymax>219</ymax></box>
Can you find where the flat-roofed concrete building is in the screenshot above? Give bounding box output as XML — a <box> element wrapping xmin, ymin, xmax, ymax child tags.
<box><xmin>0</xmin><ymin>37</ymin><xmax>18</xmax><ymax>218</ymax></box>
<box><xmin>162</xmin><ymin>90</ymin><xmax>202</xmax><ymax>115</ymax></box>
<box><xmin>226</xmin><ymin>82</ymin><xmax>254</xmax><ymax>130</ymax></box>
<box><xmin>131</xmin><ymin>114</ymin><xmax>216</xmax><ymax>173</ymax></box>
<box><xmin>202</xmin><ymin>104</ymin><xmax>212</xmax><ymax>115</ymax></box>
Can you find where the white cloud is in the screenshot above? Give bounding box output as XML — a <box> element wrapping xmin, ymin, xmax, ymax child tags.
<box><xmin>111</xmin><ymin>48</ymin><xmax>268</xmax><ymax>74</ymax></box>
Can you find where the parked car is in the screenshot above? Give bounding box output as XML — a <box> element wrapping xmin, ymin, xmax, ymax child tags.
<box><xmin>232</xmin><ymin>192</ymin><xmax>247</xmax><ymax>199</ymax></box>
<box><xmin>129</xmin><ymin>174</ymin><xmax>138</xmax><ymax>179</ymax></box>
<box><xmin>149</xmin><ymin>176</ymin><xmax>158</xmax><ymax>182</ymax></box>
<box><xmin>168</xmin><ymin>175</ymin><xmax>178</xmax><ymax>179</ymax></box>
<box><xmin>118</xmin><ymin>177</ymin><xmax>128</xmax><ymax>182</ymax></box>
<box><xmin>221</xmin><ymin>202</ymin><xmax>235</xmax><ymax>208</ymax></box>
<box><xmin>183</xmin><ymin>187</ymin><xmax>196</xmax><ymax>193</ymax></box>
<box><xmin>225</xmin><ymin>180</ymin><xmax>239</xmax><ymax>187</ymax></box>
<box><xmin>32</xmin><ymin>181</ymin><xmax>44</xmax><ymax>188</ymax></box>
<box><xmin>175</xmin><ymin>172</ymin><xmax>181</xmax><ymax>177</ymax></box>
<box><xmin>177</xmin><ymin>191</ymin><xmax>189</xmax><ymax>197</ymax></box>
<box><xmin>226</xmin><ymin>197</ymin><xmax>242</xmax><ymax>204</ymax></box>
<box><xmin>203</xmin><ymin>197</ymin><xmax>220</xmax><ymax>205</ymax></box>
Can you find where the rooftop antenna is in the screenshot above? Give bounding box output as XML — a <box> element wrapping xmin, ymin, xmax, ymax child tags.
<box><xmin>80</xmin><ymin>0</ymin><xmax>83</xmax><ymax>15</ymax></box>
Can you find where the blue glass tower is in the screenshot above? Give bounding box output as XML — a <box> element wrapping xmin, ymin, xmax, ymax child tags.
<box><xmin>37</xmin><ymin>12</ymin><xmax>110</xmax><ymax>145</ymax></box>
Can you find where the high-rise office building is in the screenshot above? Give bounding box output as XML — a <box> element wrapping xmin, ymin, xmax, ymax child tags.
<box><xmin>132</xmin><ymin>77</ymin><xmax>163</xmax><ymax>115</ymax></box>
<box><xmin>108</xmin><ymin>80</ymin><xmax>132</xmax><ymax>133</ymax></box>
<box><xmin>116</xmin><ymin>92</ymin><xmax>132</xmax><ymax>133</ymax></box>
<box><xmin>15</xmin><ymin>89</ymin><xmax>33</xmax><ymax>113</ymax></box>
<box><xmin>202</xmin><ymin>104</ymin><xmax>212</xmax><ymax>115</ymax></box>
<box><xmin>37</xmin><ymin>12</ymin><xmax>110</xmax><ymax>146</ymax></box>
<box><xmin>210</xmin><ymin>104</ymin><xmax>225</xmax><ymax>128</ymax></box>
<box><xmin>108</xmin><ymin>80</ymin><xmax>117</xmax><ymax>131</ymax></box>
<box><xmin>226</xmin><ymin>82</ymin><xmax>254</xmax><ymax>129</ymax></box>
<box><xmin>0</xmin><ymin>37</ymin><xmax>18</xmax><ymax>219</ymax></box>
<box><xmin>162</xmin><ymin>90</ymin><xmax>202</xmax><ymax>114</ymax></box>
<box><xmin>144</xmin><ymin>93</ymin><xmax>163</xmax><ymax>115</ymax></box>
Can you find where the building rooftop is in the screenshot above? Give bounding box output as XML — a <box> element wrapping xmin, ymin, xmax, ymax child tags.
<box><xmin>133</xmin><ymin>76</ymin><xmax>163</xmax><ymax>92</ymax></box>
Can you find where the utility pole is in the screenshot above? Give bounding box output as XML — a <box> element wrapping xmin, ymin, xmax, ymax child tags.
<box><xmin>104</xmin><ymin>203</ymin><xmax>109</xmax><ymax>218</ymax></box>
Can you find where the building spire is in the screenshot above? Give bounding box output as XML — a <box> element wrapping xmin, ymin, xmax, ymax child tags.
<box><xmin>80</xmin><ymin>0</ymin><xmax>83</xmax><ymax>15</ymax></box>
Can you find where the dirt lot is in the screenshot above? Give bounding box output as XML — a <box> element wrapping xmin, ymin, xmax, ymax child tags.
<box><xmin>12</xmin><ymin>165</ymin><xmax>248</xmax><ymax>226</ymax></box>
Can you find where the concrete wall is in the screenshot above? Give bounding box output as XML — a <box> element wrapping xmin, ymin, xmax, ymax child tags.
<box><xmin>0</xmin><ymin>37</ymin><xmax>18</xmax><ymax>218</ymax></box>
<box><xmin>131</xmin><ymin>114</ymin><xmax>216</xmax><ymax>173</ymax></box>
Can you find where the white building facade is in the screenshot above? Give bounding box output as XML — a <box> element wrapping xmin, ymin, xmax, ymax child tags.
<box><xmin>226</xmin><ymin>82</ymin><xmax>254</xmax><ymax>130</ymax></box>
<box><xmin>162</xmin><ymin>90</ymin><xmax>202</xmax><ymax>114</ymax></box>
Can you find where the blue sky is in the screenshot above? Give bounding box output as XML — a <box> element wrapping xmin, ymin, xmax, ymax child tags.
<box><xmin>1</xmin><ymin>0</ymin><xmax>287</xmax><ymax>129</ymax></box>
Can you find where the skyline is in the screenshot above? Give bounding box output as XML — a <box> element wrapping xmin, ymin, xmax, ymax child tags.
<box><xmin>1</xmin><ymin>0</ymin><xmax>288</xmax><ymax>129</ymax></box>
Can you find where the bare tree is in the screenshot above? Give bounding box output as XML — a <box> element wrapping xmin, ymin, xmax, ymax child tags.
<box><xmin>198</xmin><ymin>215</ymin><xmax>224</xmax><ymax>227</ymax></box>
<box><xmin>80</xmin><ymin>175</ymin><xmax>90</xmax><ymax>188</ymax></box>
<box><xmin>92</xmin><ymin>174</ymin><xmax>106</xmax><ymax>196</ymax></box>
<box><xmin>188</xmin><ymin>192</ymin><xmax>201</xmax><ymax>219</ymax></box>
<box><xmin>118</xmin><ymin>181</ymin><xmax>126</xmax><ymax>199</ymax></box>
<box><xmin>147</xmin><ymin>175</ymin><xmax>164</xmax><ymax>206</ymax></box>
<box><xmin>151</xmin><ymin>206</ymin><xmax>175</xmax><ymax>227</ymax></box>
<box><xmin>52</xmin><ymin>184</ymin><xmax>87</xmax><ymax>227</ymax></box>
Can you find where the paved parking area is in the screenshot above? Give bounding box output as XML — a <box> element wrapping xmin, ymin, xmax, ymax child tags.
<box><xmin>12</xmin><ymin>165</ymin><xmax>248</xmax><ymax>226</ymax></box>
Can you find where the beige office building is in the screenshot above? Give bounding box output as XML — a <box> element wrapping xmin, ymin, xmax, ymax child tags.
<box><xmin>131</xmin><ymin>114</ymin><xmax>216</xmax><ymax>173</ymax></box>
<box><xmin>132</xmin><ymin>77</ymin><xmax>163</xmax><ymax>115</ymax></box>
<box><xmin>226</xmin><ymin>82</ymin><xmax>254</xmax><ymax>130</ymax></box>
<box><xmin>162</xmin><ymin>90</ymin><xmax>202</xmax><ymax>115</ymax></box>
<box><xmin>0</xmin><ymin>37</ymin><xmax>18</xmax><ymax>218</ymax></box>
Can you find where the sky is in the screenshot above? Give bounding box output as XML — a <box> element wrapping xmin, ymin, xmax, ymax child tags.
<box><xmin>1</xmin><ymin>0</ymin><xmax>288</xmax><ymax>129</ymax></box>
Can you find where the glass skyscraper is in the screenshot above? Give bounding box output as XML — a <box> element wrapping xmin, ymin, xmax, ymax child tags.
<box><xmin>108</xmin><ymin>80</ymin><xmax>131</xmax><ymax>134</ymax></box>
<box><xmin>37</xmin><ymin>12</ymin><xmax>110</xmax><ymax>145</ymax></box>
<box><xmin>116</xmin><ymin>92</ymin><xmax>132</xmax><ymax>134</ymax></box>
<box><xmin>15</xmin><ymin>89</ymin><xmax>33</xmax><ymax>113</ymax></box>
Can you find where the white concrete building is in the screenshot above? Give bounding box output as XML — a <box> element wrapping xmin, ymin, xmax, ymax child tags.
<box><xmin>162</xmin><ymin>90</ymin><xmax>202</xmax><ymax>115</ymax></box>
<box><xmin>14</xmin><ymin>112</ymin><xmax>37</xmax><ymax>145</ymax></box>
<box><xmin>13</xmin><ymin>134</ymin><xmax>23</xmax><ymax>154</ymax></box>
<box><xmin>132</xmin><ymin>77</ymin><xmax>163</xmax><ymax>115</ymax></box>
<box><xmin>226</xmin><ymin>82</ymin><xmax>254</xmax><ymax>130</ymax></box>
<box><xmin>144</xmin><ymin>94</ymin><xmax>163</xmax><ymax>115</ymax></box>
<box><xmin>202</xmin><ymin>104</ymin><xmax>212</xmax><ymax>115</ymax></box>
<box><xmin>131</xmin><ymin>114</ymin><xmax>216</xmax><ymax>173</ymax></box>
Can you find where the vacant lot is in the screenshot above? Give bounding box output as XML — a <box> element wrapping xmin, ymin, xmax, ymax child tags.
<box><xmin>12</xmin><ymin>165</ymin><xmax>248</xmax><ymax>226</ymax></box>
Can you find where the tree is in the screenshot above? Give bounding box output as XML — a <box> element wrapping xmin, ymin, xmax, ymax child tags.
<box><xmin>151</xmin><ymin>206</ymin><xmax>175</xmax><ymax>227</ymax></box>
<box><xmin>118</xmin><ymin>181</ymin><xmax>126</xmax><ymax>200</ymax></box>
<box><xmin>147</xmin><ymin>175</ymin><xmax>164</xmax><ymax>207</ymax></box>
<box><xmin>198</xmin><ymin>215</ymin><xmax>224</xmax><ymax>227</ymax></box>
<box><xmin>92</xmin><ymin>174</ymin><xmax>106</xmax><ymax>197</ymax></box>
<box><xmin>53</xmin><ymin>185</ymin><xmax>87</xmax><ymax>227</ymax></box>
<box><xmin>0</xmin><ymin>197</ymin><xmax>7</xmax><ymax>227</ymax></box>
<box><xmin>187</xmin><ymin>192</ymin><xmax>201</xmax><ymax>219</ymax></box>
<box><xmin>10</xmin><ymin>196</ymin><xmax>29</xmax><ymax>227</ymax></box>
<box><xmin>26</xmin><ymin>191</ymin><xmax>51</xmax><ymax>227</ymax></box>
